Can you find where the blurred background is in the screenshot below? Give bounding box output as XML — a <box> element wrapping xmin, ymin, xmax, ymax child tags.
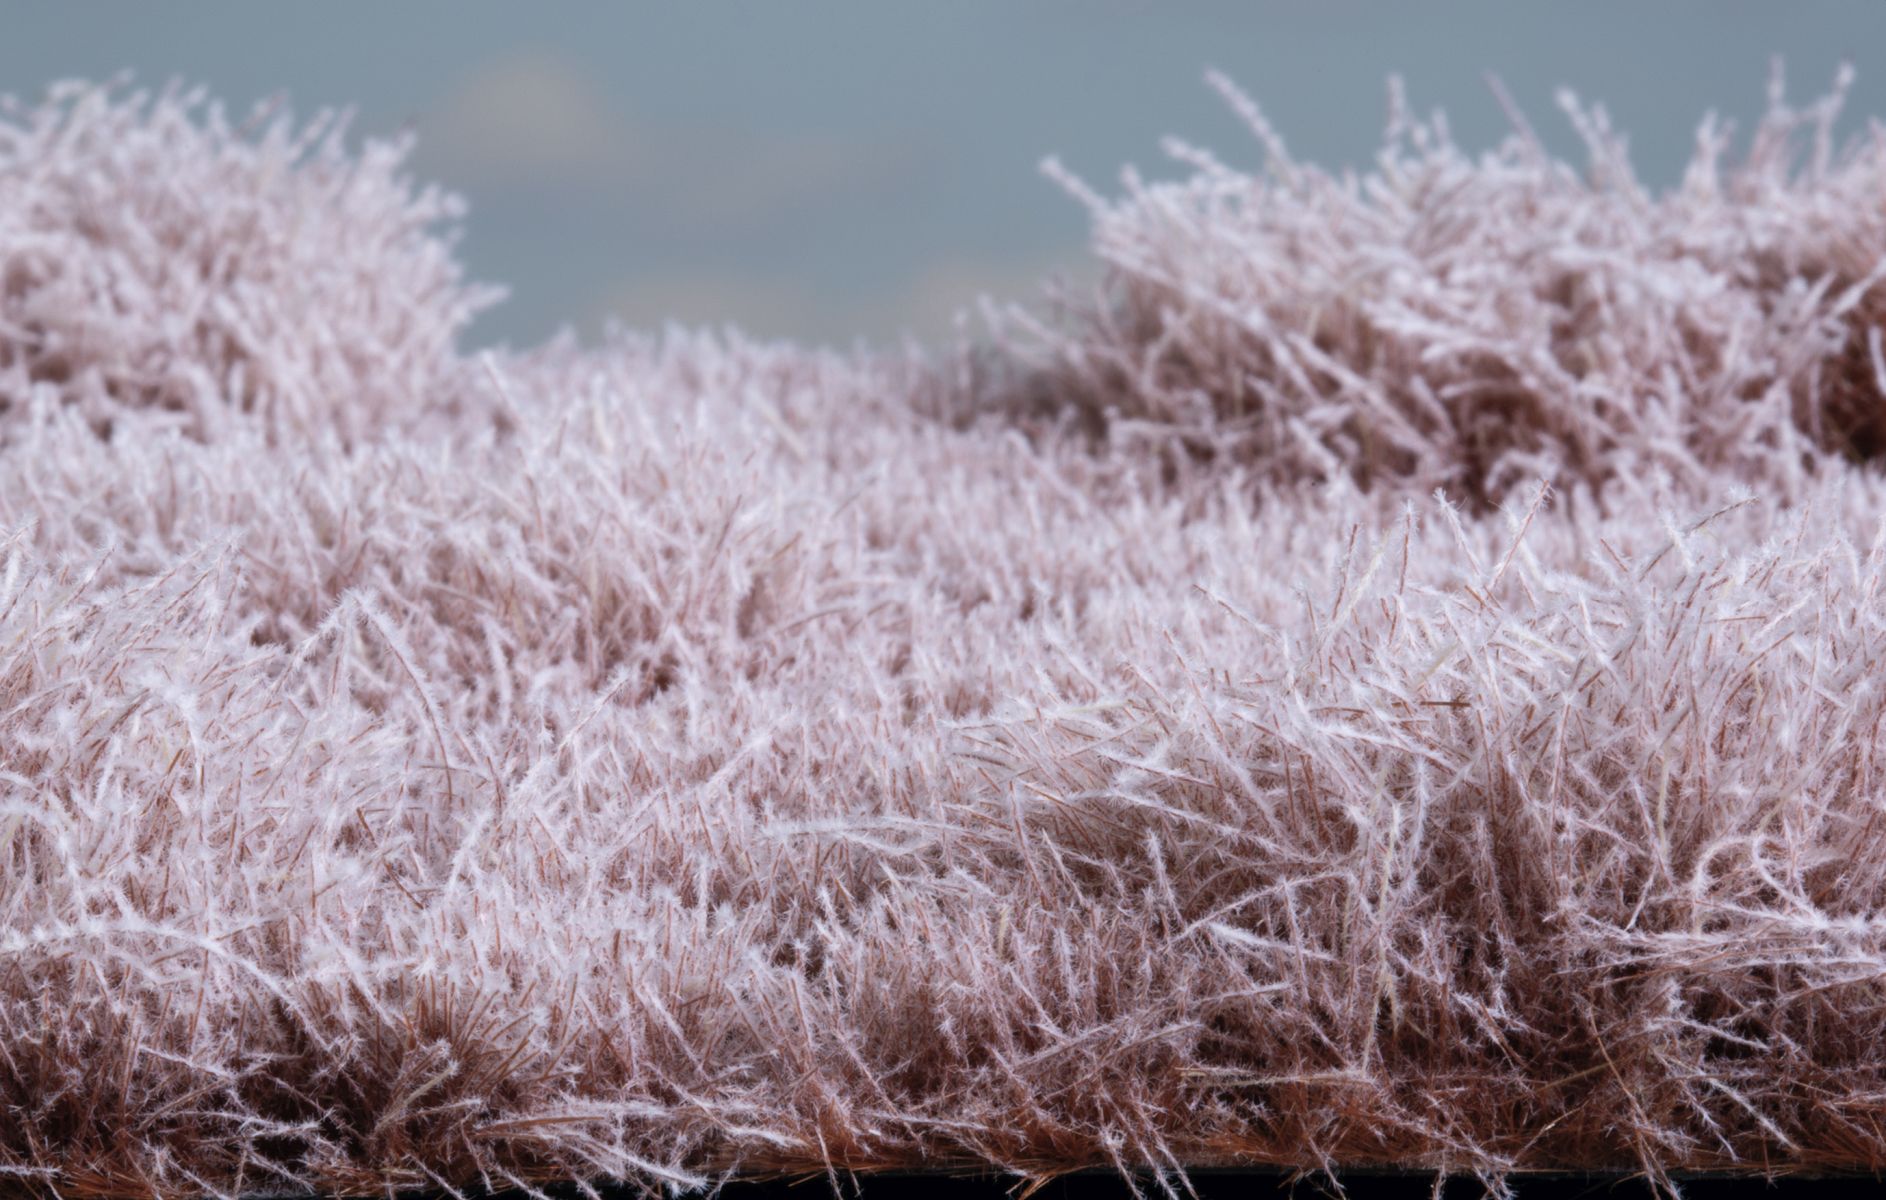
<box><xmin>6</xmin><ymin>2</ymin><xmax>1883</xmax><ymax>352</ymax></box>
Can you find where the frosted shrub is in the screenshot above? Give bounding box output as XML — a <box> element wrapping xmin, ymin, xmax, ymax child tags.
<box><xmin>0</xmin><ymin>80</ymin><xmax>500</xmax><ymax>446</ymax></box>
<box><xmin>971</xmin><ymin>65</ymin><xmax>1886</xmax><ymax>509</ymax></box>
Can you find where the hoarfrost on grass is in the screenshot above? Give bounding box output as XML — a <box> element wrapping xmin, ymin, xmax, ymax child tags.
<box><xmin>4</xmin><ymin>68</ymin><xmax>1886</xmax><ymax>1199</ymax></box>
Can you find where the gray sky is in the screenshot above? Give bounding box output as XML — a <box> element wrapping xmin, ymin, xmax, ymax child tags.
<box><xmin>6</xmin><ymin>3</ymin><xmax>1884</xmax><ymax>352</ymax></box>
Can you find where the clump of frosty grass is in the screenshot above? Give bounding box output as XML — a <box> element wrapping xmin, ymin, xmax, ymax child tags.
<box><xmin>4</xmin><ymin>66</ymin><xmax>1886</xmax><ymax>1200</ymax></box>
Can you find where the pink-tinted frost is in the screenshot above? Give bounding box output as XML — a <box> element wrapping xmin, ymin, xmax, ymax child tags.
<box><xmin>3</xmin><ymin>71</ymin><xmax>1886</xmax><ymax>1200</ymax></box>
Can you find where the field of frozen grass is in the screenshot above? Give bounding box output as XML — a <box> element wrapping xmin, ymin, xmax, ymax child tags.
<box><xmin>4</xmin><ymin>67</ymin><xmax>1886</xmax><ymax>1198</ymax></box>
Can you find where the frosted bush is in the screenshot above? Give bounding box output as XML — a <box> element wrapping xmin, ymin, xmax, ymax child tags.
<box><xmin>0</xmin><ymin>80</ymin><xmax>500</xmax><ymax>446</ymax></box>
<box><xmin>970</xmin><ymin>64</ymin><xmax>1886</xmax><ymax>510</ymax></box>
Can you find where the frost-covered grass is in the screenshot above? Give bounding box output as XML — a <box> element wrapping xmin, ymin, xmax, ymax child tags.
<box><xmin>4</xmin><ymin>68</ymin><xmax>1886</xmax><ymax>1199</ymax></box>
